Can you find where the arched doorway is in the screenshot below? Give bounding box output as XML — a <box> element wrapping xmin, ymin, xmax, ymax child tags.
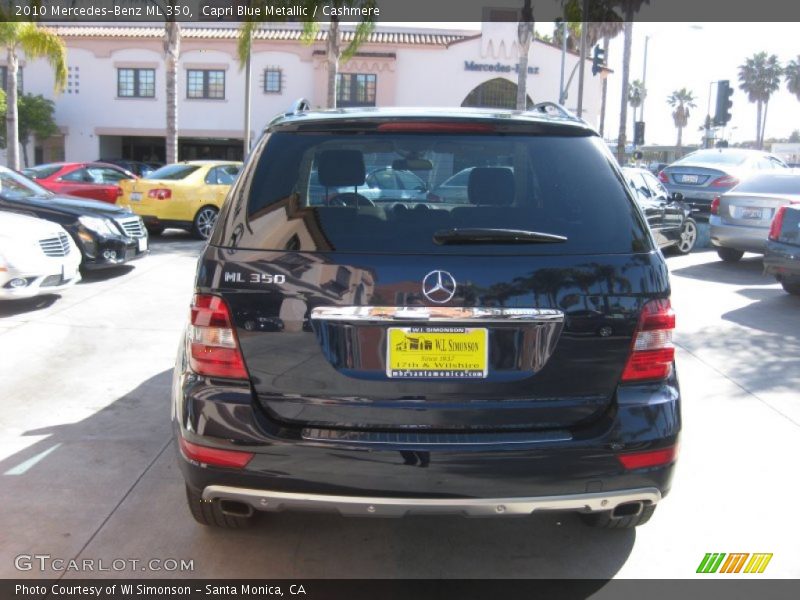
<box><xmin>461</xmin><ymin>78</ymin><xmax>533</xmax><ymax>109</ymax></box>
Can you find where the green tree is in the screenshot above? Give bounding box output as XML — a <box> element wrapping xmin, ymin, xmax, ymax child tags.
<box><xmin>785</xmin><ymin>56</ymin><xmax>800</xmax><ymax>101</ymax></box>
<box><xmin>738</xmin><ymin>52</ymin><xmax>783</xmax><ymax>150</ymax></box>
<box><xmin>627</xmin><ymin>78</ymin><xmax>646</xmax><ymax>144</ymax></box>
<box><xmin>16</xmin><ymin>94</ymin><xmax>59</xmax><ymax>167</ymax></box>
<box><xmin>0</xmin><ymin>23</ymin><xmax>67</xmax><ymax>170</ymax></box>
<box><xmin>789</xmin><ymin>129</ymin><xmax>800</xmax><ymax>143</ymax></box>
<box><xmin>667</xmin><ymin>88</ymin><xmax>696</xmax><ymax>150</ymax></box>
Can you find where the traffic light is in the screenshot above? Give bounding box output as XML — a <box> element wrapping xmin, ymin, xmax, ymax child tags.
<box><xmin>634</xmin><ymin>121</ymin><xmax>645</xmax><ymax>146</ymax></box>
<box><xmin>592</xmin><ymin>45</ymin><xmax>605</xmax><ymax>76</ymax></box>
<box><xmin>714</xmin><ymin>80</ymin><xmax>734</xmax><ymax>126</ymax></box>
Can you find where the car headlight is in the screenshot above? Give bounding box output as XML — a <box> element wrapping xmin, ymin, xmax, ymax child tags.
<box><xmin>78</xmin><ymin>216</ymin><xmax>117</xmax><ymax>236</ymax></box>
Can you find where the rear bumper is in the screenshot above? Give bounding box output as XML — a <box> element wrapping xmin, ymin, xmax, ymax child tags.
<box><xmin>141</xmin><ymin>215</ymin><xmax>193</xmax><ymax>231</ymax></box>
<box><xmin>709</xmin><ymin>216</ymin><xmax>768</xmax><ymax>253</ymax></box>
<box><xmin>202</xmin><ymin>485</ymin><xmax>662</xmax><ymax>517</ymax></box>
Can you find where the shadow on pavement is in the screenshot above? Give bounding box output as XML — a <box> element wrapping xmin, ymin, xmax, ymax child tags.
<box><xmin>670</xmin><ymin>255</ymin><xmax>771</xmax><ymax>286</ymax></box>
<box><xmin>0</xmin><ymin>294</ymin><xmax>60</xmax><ymax>316</ymax></box>
<box><xmin>79</xmin><ymin>265</ymin><xmax>135</xmax><ymax>283</ymax></box>
<box><xmin>1</xmin><ymin>369</ymin><xmax>636</xmax><ymax>580</ymax></box>
<box><xmin>722</xmin><ymin>288</ymin><xmax>800</xmax><ymax>337</ymax></box>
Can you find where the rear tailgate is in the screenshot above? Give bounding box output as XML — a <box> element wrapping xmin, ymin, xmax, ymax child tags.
<box><xmin>720</xmin><ymin>193</ymin><xmax>791</xmax><ymax>228</ymax></box>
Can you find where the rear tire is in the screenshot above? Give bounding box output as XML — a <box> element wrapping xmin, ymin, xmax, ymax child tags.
<box><xmin>192</xmin><ymin>206</ymin><xmax>219</xmax><ymax>240</ymax></box>
<box><xmin>716</xmin><ymin>247</ymin><xmax>744</xmax><ymax>263</ymax></box>
<box><xmin>580</xmin><ymin>503</ymin><xmax>656</xmax><ymax>529</ymax></box>
<box><xmin>146</xmin><ymin>225</ymin><xmax>164</xmax><ymax>236</ymax></box>
<box><xmin>781</xmin><ymin>280</ymin><xmax>800</xmax><ymax>296</ymax></box>
<box><xmin>185</xmin><ymin>485</ymin><xmax>253</xmax><ymax>529</ymax></box>
<box><xmin>674</xmin><ymin>218</ymin><xmax>697</xmax><ymax>255</ymax></box>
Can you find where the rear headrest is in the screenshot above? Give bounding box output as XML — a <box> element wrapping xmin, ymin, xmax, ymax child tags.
<box><xmin>317</xmin><ymin>150</ymin><xmax>365</xmax><ymax>187</ymax></box>
<box><xmin>468</xmin><ymin>167</ymin><xmax>515</xmax><ymax>206</ymax></box>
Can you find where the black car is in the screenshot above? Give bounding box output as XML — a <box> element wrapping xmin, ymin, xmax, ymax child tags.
<box><xmin>173</xmin><ymin>102</ymin><xmax>680</xmax><ymax>530</ymax></box>
<box><xmin>0</xmin><ymin>166</ymin><xmax>148</xmax><ymax>269</ymax></box>
<box><xmin>622</xmin><ymin>167</ymin><xmax>697</xmax><ymax>254</ymax></box>
<box><xmin>764</xmin><ymin>204</ymin><xmax>800</xmax><ymax>295</ymax></box>
<box><xmin>98</xmin><ymin>158</ymin><xmax>162</xmax><ymax>178</ymax></box>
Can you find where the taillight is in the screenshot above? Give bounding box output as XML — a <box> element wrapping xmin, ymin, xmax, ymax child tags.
<box><xmin>710</xmin><ymin>175</ymin><xmax>739</xmax><ymax>188</ymax></box>
<box><xmin>148</xmin><ymin>188</ymin><xmax>172</xmax><ymax>200</ymax></box>
<box><xmin>178</xmin><ymin>437</ymin><xmax>253</xmax><ymax>468</ymax></box>
<box><xmin>769</xmin><ymin>206</ymin><xmax>787</xmax><ymax>241</ymax></box>
<box><xmin>657</xmin><ymin>170</ymin><xmax>668</xmax><ymax>183</ymax></box>
<box><xmin>621</xmin><ymin>299</ymin><xmax>675</xmax><ymax>382</ymax></box>
<box><xmin>617</xmin><ymin>446</ymin><xmax>678</xmax><ymax>470</ymax></box>
<box><xmin>710</xmin><ymin>196</ymin><xmax>720</xmax><ymax>216</ymax></box>
<box><xmin>188</xmin><ymin>294</ymin><xmax>248</xmax><ymax>379</ymax></box>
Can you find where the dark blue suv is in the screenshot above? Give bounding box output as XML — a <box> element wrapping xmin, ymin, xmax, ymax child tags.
<box><xmin>172</xmin><ymin>102</ymin><xmax>680</xmax><ymax>529</ymax></box>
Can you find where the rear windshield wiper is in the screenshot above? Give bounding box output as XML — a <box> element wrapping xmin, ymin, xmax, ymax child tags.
<box><xmin>433</xmin><ymin>228</ymin><xmax>567</xmax><ymax>245</ymax></box>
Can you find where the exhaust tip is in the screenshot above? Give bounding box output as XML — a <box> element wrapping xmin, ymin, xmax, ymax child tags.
<box><xmin>218</xmin><ymin>499</ymin><xmax>254</xmax><ymax>518</ymax></box>
<box><xmin>612</xmin><ymin>501</ymin><xmax>644</xmax><ymax>518</ymax></box>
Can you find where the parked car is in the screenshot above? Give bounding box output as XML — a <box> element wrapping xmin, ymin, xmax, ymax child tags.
<box><xmin>763</xmin><ymin>204</ymin><xmax>800</xmax><ymax>295</ymax></box>
<box><xmin>0</xmin><ymin>211</ymin><xmax>82</xmax><ymax>299</ymax></box>
<box><xmin>22</xmin><ymin>162</ymin><xmax>137</xmax><ymax>204</ymax></box>
<box><xmin>709</xmin><ymin>172</ymin><xmax>800</xmax><ymax>262</ymax></box>
<box><xmin>173</xmin><ymin>104</ymin><xmax>680</xmax><ymax>531</ymax></box>
<box><xmin>98</xmin><ymin>158</ymin><xmax>162</xmax><ymax>178</ymax></box>
<box><xmin>117</xmin><ymin>161</ymin><xmax>242</xmax><ymax>239</ymax></box>
<box><xmin>427</xmin><ymin>166</ymin><xmax>512</xmax><ymax>204</ymax></box>
<box><xmin>622</xmin><ymin>166</ymin><xmax>697</xmax><ymax>254</ymax></box>
<box><xmin>0</xmin><ymin>166</ymin><xmax>148</xmax><ymax>269</ymax></box>
<box><xmin>659</xmin><ymin>148</ymin><xmax>788</xmax><ymax>219</ymax></box>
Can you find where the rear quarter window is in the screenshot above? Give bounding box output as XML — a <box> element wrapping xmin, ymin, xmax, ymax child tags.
<box><xmin>230</xmin><ymin>130</ymin><xmax>650</xmax><ymax>256</ymax></box>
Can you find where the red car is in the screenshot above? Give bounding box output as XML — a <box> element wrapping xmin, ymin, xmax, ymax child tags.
<box><xmin>22</xmin><ymin>162</ymin><xmax>137</xmax><ymax>204</ymax></box>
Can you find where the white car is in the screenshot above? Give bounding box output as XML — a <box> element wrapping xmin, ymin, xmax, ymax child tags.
<box><xmin>0</xmin><ymin>211</ymin><xmax>82</xmax><ymax>299</ymax></box>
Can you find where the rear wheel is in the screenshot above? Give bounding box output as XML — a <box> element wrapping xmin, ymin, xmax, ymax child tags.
<box><xmin>146</xmin><ymin>225</ymin><xmax>164</xmax><ymax>236</ymax></box>
<box><xmin>192</xmin><ymin>206</ymin><xmax>219</xmax><ymax>240</ymax></box>
<box><xmin>185</xmin><ymin>485</ymin><xmax>253</xmax><ymax>529</ymax></box>
<box><xmin>780</xmin><ymin>280</ymin><xmax>800</xmax><ymax>296</ymax></box>
<box><xmin>674</xmin><ymin>218</ymin><xmax>697</xmax><ymax>255</ymax></box>
<box><xmin>580</xmin><ymin>503</ymin><xmax>656</xmax><ymax>529</ymax></box>
<box><xmin>716</xmin><ymin>247</ymin><xmax>744</xmax><ymax>263</ymax></box>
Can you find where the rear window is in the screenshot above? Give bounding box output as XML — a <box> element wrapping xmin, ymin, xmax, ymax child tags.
<box><xmin>146</xmin><ymin>164</ymin><xmax>200</xmax><ymax>180</ymax></box>
<box><xmin>674</xmin><ymin>151</ymin><xmax>749</xmax><ymax>166</ymax></box>
<box><xmin>733</xmin><ymin>175</ymin><xmax>800</xmax><ymax>195</ymax></box>
<box><xmin>23</xmin><ymin>165</ymin><xmax>62</xmax><ymax>179</ymax></box>
<box><xmin>241</xmin><ymin>132</ymin><xmax>649</xmax><ymax>255</ymax></box>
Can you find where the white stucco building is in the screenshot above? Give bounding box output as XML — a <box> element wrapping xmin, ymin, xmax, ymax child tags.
<box><xmin>5</xmin><ymin>21</ymin><xmax>607</xmax><ymax>165</ymax></box>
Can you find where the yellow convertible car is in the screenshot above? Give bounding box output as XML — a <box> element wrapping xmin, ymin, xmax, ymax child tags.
<box><xmin>118</xmin><ymin>161</ymin><xmax>242</xmax><ymax>239</ymax></box>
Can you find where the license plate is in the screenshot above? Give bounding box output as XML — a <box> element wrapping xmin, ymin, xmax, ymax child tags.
<box><xmin>130</xmin><ymin>192</ymin><xmax>142</xmax><ymax>202</ymax></box>
<box><xmin>137</xmin><ymin>236</ymin><xmax>147</xmax><ymax>252</ymax></box>
<box><xmin>387</xmin><ymin>327</ymin><xmax>488</xmax><ymax>379</ymax></box>
<box><xmin>680</xmin><ymin>174</ymin><xmax>699</xmax><ymax>184</ymax></box>
<box><xmin>740</xmin><ymin>207</ymin><xmax>763</xmax><ymax>220</ymax></box>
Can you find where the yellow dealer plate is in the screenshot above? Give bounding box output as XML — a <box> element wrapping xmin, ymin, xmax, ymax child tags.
<box><xmin>387</xmin><ymin>327</ymin><xmax>488</xmax><ymax>379</ymax></box>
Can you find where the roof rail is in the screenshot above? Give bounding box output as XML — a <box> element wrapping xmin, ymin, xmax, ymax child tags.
<box><xmin>286</xmin><ymin>98</ymin><xmax>311</xmax><ymax>116</ymax></box>
<box><xmin>530</xmin><ymin>102</ymin><xmax>577</xmax><ymax>120</ymax></box>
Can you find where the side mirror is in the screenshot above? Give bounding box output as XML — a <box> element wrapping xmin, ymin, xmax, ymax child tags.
<box><xmin>672</xmin><ymin>192</ymin><xmax>684</xmax><ymax>201</ymax></box>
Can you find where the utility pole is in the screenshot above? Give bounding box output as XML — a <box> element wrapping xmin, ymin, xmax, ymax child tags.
<box><xmin>558</xmin><ymin>21</ymin><xmax>567</xmax><ymax>104</ymax></box>
<box><xmin>243</xmin><ymin>50</ymin><xmax>252</xmax><ymax>159</ymax></box>
<box><xmin>576</xmin><ymin>0</ymin><xmax>589</xmax><ymax>116</ymax></box>
<box><xmin>640</xmin><ymin>36</ymin><xmax>649</xmax><ymax>123</ymax></box>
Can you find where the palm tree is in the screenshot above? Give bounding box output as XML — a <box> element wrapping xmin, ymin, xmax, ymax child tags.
<box><xmin>515</xmin><ymin>0</ymin><xmax>534</xmax><ymax>110</ymax></box>
<box><xmin>0</xmin><ymin>23</ymin><xmax>67</xmax><ymax>170</ymax></box>
<box><xmin>164</xmin><ymin>16</ymin><xmax>180</xmax><ymax>164</ymax></box>
<box><xmin>628</xmin><ymin>79</ymin><xmax>646</xmax><ymax>120</ymax></box>
<box><xmin>667</xmin><ymin>88</ymin><xmax>696</xmax><ymax>150</ymax></box>
<box><xmin>785</xmin><ymin>55</ymin><xmax>800</xmax><ymax>101</ymax></box>
<box><xmin>616</xmin><ymin>1</ymin><xmax>649</xmax><ymax>162</ymax></box>
<box><xmin>738</xmin><ymin>52</ymin><xmax>783</xmax><ymax>150</ymax></box>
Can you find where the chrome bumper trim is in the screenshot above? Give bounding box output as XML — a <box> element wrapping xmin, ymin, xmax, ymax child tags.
<box><xmin>202</xmin><ymin>486</ymin><xmax>661</xmax><ymax>517</ymax></box>
<box><xmin>310</xmin><ymin>306</ymin><xmax>564</xmax><ymax>323</ymax></box>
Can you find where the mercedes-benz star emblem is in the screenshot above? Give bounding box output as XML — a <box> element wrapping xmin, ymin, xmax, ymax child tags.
<box><xmin>422</xmin><ymin>270</ymin><xmax>457</xmax><ymax>304</ymax></box>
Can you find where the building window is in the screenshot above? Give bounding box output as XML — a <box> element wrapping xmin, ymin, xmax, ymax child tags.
<box><xmin>0</xmin><ymin>66</ymin><xmax>23</xmax><ymax>93</ymax></box>
<box><xmin>187</xmin><ymin>69</ymin><xmax>225</xmax><ymax>99</ymax></box>
<box><xmin>118</xmin><ymin>68</ymin><xmax>155</xmax><ymax>98</ymax></box>
<box><xmin>336</xmin><ymin>73</ymin><xmax>376</xmax><ymax>107</ymax></box>
<box><xmin>264</xmin><ymin>68</ymin><xmax>282</xmax><ymax>93</ymax></box>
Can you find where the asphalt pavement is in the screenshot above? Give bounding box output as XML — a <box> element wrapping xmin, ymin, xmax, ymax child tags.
<box><xmin>1</xmin><ymin>237</ymin><xmax>798</xmax><ymax>579</ymax></box>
